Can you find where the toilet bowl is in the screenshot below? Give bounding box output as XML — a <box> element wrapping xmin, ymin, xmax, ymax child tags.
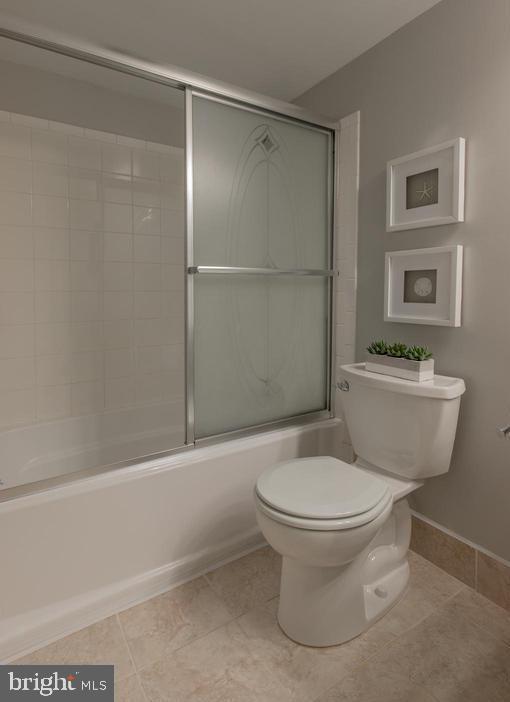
<box><xmin>254</xmin><ymin>363</ymin><xmax>466</xmax><ymax>646</ymax></box>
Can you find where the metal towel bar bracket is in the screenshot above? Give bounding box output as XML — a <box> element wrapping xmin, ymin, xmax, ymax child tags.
<box><xmin>187</xmin><ymin>265</ymin><xmax>336</xmax><ymax>277</ymax></box>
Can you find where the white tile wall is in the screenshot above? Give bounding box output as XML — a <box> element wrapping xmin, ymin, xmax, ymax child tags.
<box><xmin>0</xmin><ymin>112</ymin><xmax>185</xmax><ymax>429</ymax></box>
<box><xmin>334</xmin><ymin>112</ymin><xmax>360</xmax><ymax>426</ymax></box>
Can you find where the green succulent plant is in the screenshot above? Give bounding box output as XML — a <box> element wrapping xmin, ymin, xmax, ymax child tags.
<box><xmin>404</xmin><ymin>345</ymin><xmax>433</xmax><ymax>361</ymax></box>
<box><xmin>366</xmin><ymin>339</ymin><xmax>388</xmax><ymax>355</ymax></box>
<box><xmin>386</xmin><ymin>342</ymin><xmax>408</xmax><ymax>358</ymax></box>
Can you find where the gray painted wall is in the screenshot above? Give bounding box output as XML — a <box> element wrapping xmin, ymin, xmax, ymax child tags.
<box><xmin>297</xmin><ymin>0</ymin><xmax>510</xmax><ymax>560</ymax></box>
<box><xmin>0</xmin><ymin>58</ymin><xmax>184</xmax><ymax>147</ymax></box>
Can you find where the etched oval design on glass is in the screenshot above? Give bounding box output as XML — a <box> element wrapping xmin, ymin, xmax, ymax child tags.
<box><xmin>226</xmin><ymin>124</ymin><xmax>301</xmax><ymax>406</ymax></box>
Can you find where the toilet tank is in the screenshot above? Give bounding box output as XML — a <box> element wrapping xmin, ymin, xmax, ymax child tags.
<box><xmin>339</xmin><ymin>363</ymin><xmax>466</xmax><ymax>479</ymax></box>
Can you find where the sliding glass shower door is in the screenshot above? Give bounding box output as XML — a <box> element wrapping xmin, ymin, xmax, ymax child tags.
<box><xmin>188</xmin><ymin>92</ymin><xmax>333</xmax><ymax>439</ymax></box>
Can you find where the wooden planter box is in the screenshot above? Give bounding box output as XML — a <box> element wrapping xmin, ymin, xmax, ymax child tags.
<box><xmin>365</xmin><ymin>353</ymin><xmax>434</xmax><ymax>382</ymax></box>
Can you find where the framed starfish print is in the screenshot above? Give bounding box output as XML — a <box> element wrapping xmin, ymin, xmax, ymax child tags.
<box><xmin>386</xmin><ymin>138</ymin><xmax>465</xmax><ymax>231</ymax></box>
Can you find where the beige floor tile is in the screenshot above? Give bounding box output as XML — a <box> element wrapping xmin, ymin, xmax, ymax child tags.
<box><xmin>139</xmin><ymin>620</ymin><xmax>292</xmax><ymax>702</ymax></box>
<box><xmin>380</xmin><ymin>552</ymin><xmax>464</xmax><ymax>636</ymax></box>
<box><xmin>447</xmin><ymin>586</ymin><xmax>510</xmax><ymax>647</ymax></box>
<box><xmin>365</xmin><ymin>595</ymin><xmax>510</xmax><ymax>702</ymax></box>
<box><xmin>237</xmin><ymin>597</ymin><xmax>396</xmax><ymax>702</ymax></box>
<box><xmin>204</xmin><ymin>546</ymin><xmax>282</xmax><ymax>617</ymax></box>
<box><xmin>14</xmin><ymin>616</ymin><xmax>133</xmax><ymax>682</ymax></box>
<box><xmin>477</xmin><ymin>551</ymin><xmax>510</xmax><ymax>611</ymax></box>
<box><xmin>116</xmin><ymin>675</ymin><xmax>146</xmax><ymax>702</ymax></box>
<box><xmin>315</xmin><ymin>664</ymin><xmax>438</xmax><ymax>702</ymax></box>
<box><xmin>118</xmin><ymin>576</ymin><xmax>232</xmax><ymax>669</ymax></box>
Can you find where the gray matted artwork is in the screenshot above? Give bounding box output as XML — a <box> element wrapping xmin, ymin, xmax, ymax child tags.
<box><xmin>406</xmin><ymin>168</ymin><xmax>439</xmax><ymax>209</ymax></box>
<box><xmin>403</xmin><ymin>269</ymin><xmax>437</xmax><ymax>303</ymax></box>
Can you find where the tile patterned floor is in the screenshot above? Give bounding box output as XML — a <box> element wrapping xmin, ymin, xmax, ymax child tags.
<box><xmin>15</xmin><ymin>547</ymin><xmax>510</xmax><ymax>701</ymax></box>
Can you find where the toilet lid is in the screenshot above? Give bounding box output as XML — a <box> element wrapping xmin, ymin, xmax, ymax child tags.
<box><xmin>255</xmin><ymin>456</ymin><xmax>390</xmax><ymax>520</ymax></box>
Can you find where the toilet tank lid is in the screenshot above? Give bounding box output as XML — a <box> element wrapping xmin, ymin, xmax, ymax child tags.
<box><xmin>340</xmin><ymin>363</ymin><xmax>466</xmax><ymax>400</ymax></box>
<box><xmin>255</xmin><ymin>456</ymin><xmax>390</xmax><ymax>520</ymax></box>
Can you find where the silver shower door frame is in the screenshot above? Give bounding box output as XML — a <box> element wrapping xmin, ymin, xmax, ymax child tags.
<box><xmin>0</xmin><ymin>26</ymin><xmax>338</xmax><ymax>450</ymax></box>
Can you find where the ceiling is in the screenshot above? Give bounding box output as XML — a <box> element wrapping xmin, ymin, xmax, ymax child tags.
<box><xmin>0</xmin><ymin>0</ymin><xmax>442</xmax><ymax>102</ymax></box>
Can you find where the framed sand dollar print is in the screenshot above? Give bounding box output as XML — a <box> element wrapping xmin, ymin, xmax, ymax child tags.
<box><xmin>386</xmin><ymin>138</ymin><xmax>465</xmax><ymax>231</ymax></box>
<box><xmin>384</xmin><ymin>246</ymin><xmax>463</xmax><ymax>326</ymax></box>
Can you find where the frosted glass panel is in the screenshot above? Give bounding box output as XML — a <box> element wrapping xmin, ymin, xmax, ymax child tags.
<box><xmin>192</xmin><ymin>95</ymin><xmax>332</xmax><ymax>438</ymax></box>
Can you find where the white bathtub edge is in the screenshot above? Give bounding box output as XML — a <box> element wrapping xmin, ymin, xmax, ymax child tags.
<box><xmin>1</xmin><ymin>526</ymin><xmax>266</xmax><ymax>663</ymax></box>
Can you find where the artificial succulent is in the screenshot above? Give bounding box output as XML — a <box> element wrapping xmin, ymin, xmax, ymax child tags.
<box><xmin>366</xmin><ymin>339</ymin><xmax>388</xmax><ymax>355</ymax></box>
<box><xmin>404</xmin><ymin>345</ymin><xmax>433</xmax><ymax>361</ymax></box>
<box><xmin>386</xmin><ymin>342</ymin><xmax>409</xmax><ymax>358</ymax></box>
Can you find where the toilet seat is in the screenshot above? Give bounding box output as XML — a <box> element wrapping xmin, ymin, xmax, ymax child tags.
<box><xmin>255</xmin><ymin>456</ymin><xmax>392</xmax><ymax>531</ymax></box>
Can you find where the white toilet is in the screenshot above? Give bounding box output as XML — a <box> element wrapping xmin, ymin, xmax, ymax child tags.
<box><xmin>254</xmin><ymin>362</ymin><xmax>465</xmax><ymax>647</ymax></box>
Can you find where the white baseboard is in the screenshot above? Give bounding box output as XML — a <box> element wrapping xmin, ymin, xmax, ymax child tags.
<box><xmin>1</xmin><ymin>527</ymin><xmax>266</xmax><ymax>663</ymax></box>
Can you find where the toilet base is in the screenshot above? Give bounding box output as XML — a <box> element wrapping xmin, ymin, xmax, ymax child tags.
<box><xmin>277</xmin><ymin>499</ymin><xmax>411</xmax><ymax>647</ymax></box>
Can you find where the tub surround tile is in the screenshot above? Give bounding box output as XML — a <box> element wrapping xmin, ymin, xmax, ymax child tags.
<box><xmin>139</xmin><ymin>621</ymin><xmax>292</xmax><ymax>702</ymax></box>
<box><xmin>410</xmin><ymin>515</ymin><xmax>476</xmax><ymax>587</ymax></box>
<box><xmin>118</xmin><ymin>576</ymin><xmax>232</xmax><ymax>670</ymax></box>
<box><xmin>204</xmin><ymin>546</ymin><xmax>282</xmax><ymax>618</ymax></box>
<box><xmin>15</xmin><ymin>616</ymin><xmax>134</xmax><ymax>682</ymax></box>
<box><xmin>477</xmin><ymin>551</ymin><xmax>510</xmax><ymax>612</ymax></box>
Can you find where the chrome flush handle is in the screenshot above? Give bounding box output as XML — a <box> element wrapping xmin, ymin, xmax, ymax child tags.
<box><xmin>337</xmin><ymin>380</ymin><xmax>350</xmax><ymax>392</ymax></box>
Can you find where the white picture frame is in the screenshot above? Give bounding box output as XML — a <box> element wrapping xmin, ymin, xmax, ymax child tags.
<box><xmin>384</xmin><ymin>245</ymin><xmax>463</xmax><ymax>326</ymax></box>
<box><xmin>386</xmin><ymin>138</ymin><xmax>465</xmax><ymax>231</ymax></box>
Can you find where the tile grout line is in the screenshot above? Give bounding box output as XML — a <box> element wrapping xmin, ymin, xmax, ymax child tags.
<box><xmin>115</xmin><ymin>612</ymin><xmax>150</xmax><ymax>702</ymax></box>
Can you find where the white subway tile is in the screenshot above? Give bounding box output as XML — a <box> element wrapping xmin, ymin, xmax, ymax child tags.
<box><xmin>0</xmin><ymin>110</ymin><xmax>10</xmax><ymax>123</ymax></box>
<box><xmin>161</xmin><ymin>264</ymin><xmax>184</xmax><ymax>291</ymax></box>
<box><xmin>103</xmin><ymin>319</ymin><xmax>133</xmax><ymax>349</ymax></box>
<box><xmin>134</xmin><ymin>234</ymin><xmax>160</xmax><ymax>262</ymax></box>
<box><xmin>34</xmin><ymin>227</ymin><xmax>69</xmax><ymax>260</ymax></box>
<box><xmin>0</xmin><ymin>191</ymin><xmax>32</xmax><ymax>226</ymax></box>
<box><xmin>117</xmin><ymin>135</ymin><xmax>145</xmax><ymax>149</ymax></box>
<box><xmin>160</xmin><ymin>184</ymin><xmax>184</xmax><ymax>211</ymax></box>
<box><xmin>105</xmin><ymin>348</ymin><xmax>133</xmax><ymax>378</ymax></box>
<box><xmin>0</xmin><ymin>324</ymin><xmax>34</xmax><ymax>359</ymax></box>
<box><xmin>0</xmin><ymin>122</ymin><xmax>31</xmax><ymax>160</ymax></box>
<box><xmin>104</xmin><ymin>202</ymin><xmax>132</xmax><ymax>233</ymax></box>
<box><xmin>11</xmin><ymin>113</ymin><xmax>49</xmax><ymax>129</ymax></box>
<box><xmin>71</xmin><ymin>350</ymin><xmax>104</xmax><ymax>383</ymax></box>
<box><xmin>36</xmin><ymin>354</ymin><xmax>72</xmax><ymax>386</ymax></box>
<box><xmin>31</xmin><ymin>130</ymin><xmax>67</xmax><ymax>165</ymax></box>
<box><xmin>104</xmin><ymin>291</ymin><xmax>133</xmax><ymax>320</ymax></box>
<box><xmin>161</xmin><ymin>209</ymin><xmax>184</xmax><ymax>237</ymax></box>
<box><xmin>36</xmin><ymin>323</ymin><xmax>72</xmax><ymax>356</ymax></box>
<box><xmin>0</xmin><ymin>357</ymin><xmax>35</xmax><ymax>390</ymax></box>
<box><xmin>0</xmin><ymin>292</ymin><xmax>34</xmax><ymax>324</ymax></box>
<box><xmin>32</xmin><ymin>195</ymin><xmax>69</xmax><ymax>228</ymax></box>
<box><xmin>0</xmin><ymin>259</ymin><xmax>33</xmax><ymax>292</ymax></box>
<box><xmin>134</xmin><ymin>263</ymin><xmax>161</xmax><ymax>291</ymax></box>
<box><xmin>132</xmin><ymin>150</ymin><xmax>159</xmax><ymax>180</ymax></box>
<box><xmin>69</xmin><ymin>169</ymin><xmax>100</xmax><ymax>201</ymax></box>
<box><xmin>135</xmin><ymin>372</ymin><xmax>163</xmax><ymax>404</ymax></box>
<box><xmin>103</xmin><ymin>232</ymin><xmax>133</xmax><ymax>261</ymax></box>
<box><xmin>105</xmin><ymin>376</ymin><xmax>135</xmax><ymax>409</ymax></box>
<box><xmin>71</xmin><ymin>380</ymin><xmax>104</xmax><ymax>415</ymax></box>
<box><xmin>0</xmin><ymin>388</ymin><xmax>34</xmax><ymax>428</ymax></box>
<box><xmin>102</xmin><ymin>173</ymin><xmax>132</xmax><ymax>204</ymax></box>
<box><xmin>70</xmin><ymin>230</ymin><xmax>102</xmax><ymax>261</ymax></box>
<box><xmin>161</xmin><ymin>236</ymin><xmax>184</xmax><ymax>263</ymax></box>
<box><xmin>35</xmin><ymin>260</ymin><xmax>70</xmax><ymax>291</ymax></box>
<box><xmin>68</xmin><ymin>137</ymin><xmax>101</xmax><ymax>170</ymax></box>
<box><xmin>159</xmin><ymin>150</ymin><xmax>184</xmax><ymax>182</ymax></box>
<box><xmin>0</xmin><ymin>156</ymin><xmax>32</xmax><ymax>192</ymax></box>
<box><xmin>69</xmin><ymin>199</ymin><xmax>102</xmax><ymax>231</ymax></box>
<box><xmin>162</xmin><ymin>371</ymin><xmax>185</xmax><ymax>399</ymax></box>
<box><xmin>70</xmin><ymin>261</ymin><xmax>102</xmax><ymax>291</ymax></box>
<box><xmin>70</xmin><ymin>321</ymin><xmax>103</xmax><ymax>352</ymax></box>
<box><xmin>132</xmin><ymin>178</ymin><xmax>161</xmax><ymax>207</ymax></box>
<box><xmin>134</xmin><ymin>291</ymin><xmax>162</xmax><ymax>319</ymax></box>
<box><xmin>32</xmin><ymin>162</ymin><xmax>68</xmax><ymax>197</ymax></box>
<box><xmin>36</xmin><ymin>384</ymin><xmax>71</xmax><ymax>420</ymax></box>
<box><xmin>103</xmin><ymin>261</ymin><xmax>133</xmax><ymax>291</ymax></box>
<box><xmin>84</xmin><ymin>128</ymin><xmax>116</xmax><ymax>143</ymax></box>
<box><xmin>36</xmin><ymin>291</ymin><xmax>71</xmax><ymax>322</ymax></box>
<box><xmin>71</xmin><ymin>291</ymin><xmax>102</xmax><ymax>322</ymax></box>
<box><xmin>0</xmin><ymin>226</ymin><xmax>33</xmax><ymax>259</ymax></box>
<box><xmin>101</xmin><ymin>143</ymin><xmax>131</xmax><ymax>175</ymax></box>
<box><xmin>133</xmin><ymin>206</ymin><xmax>161</xmax><ymax>235</ymax></box>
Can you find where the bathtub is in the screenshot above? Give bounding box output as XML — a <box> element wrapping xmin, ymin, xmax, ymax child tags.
<box><xmin>0</xmin><ymin>416</ymin><xmax>347</xmax><ymax>661</ymax></box>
